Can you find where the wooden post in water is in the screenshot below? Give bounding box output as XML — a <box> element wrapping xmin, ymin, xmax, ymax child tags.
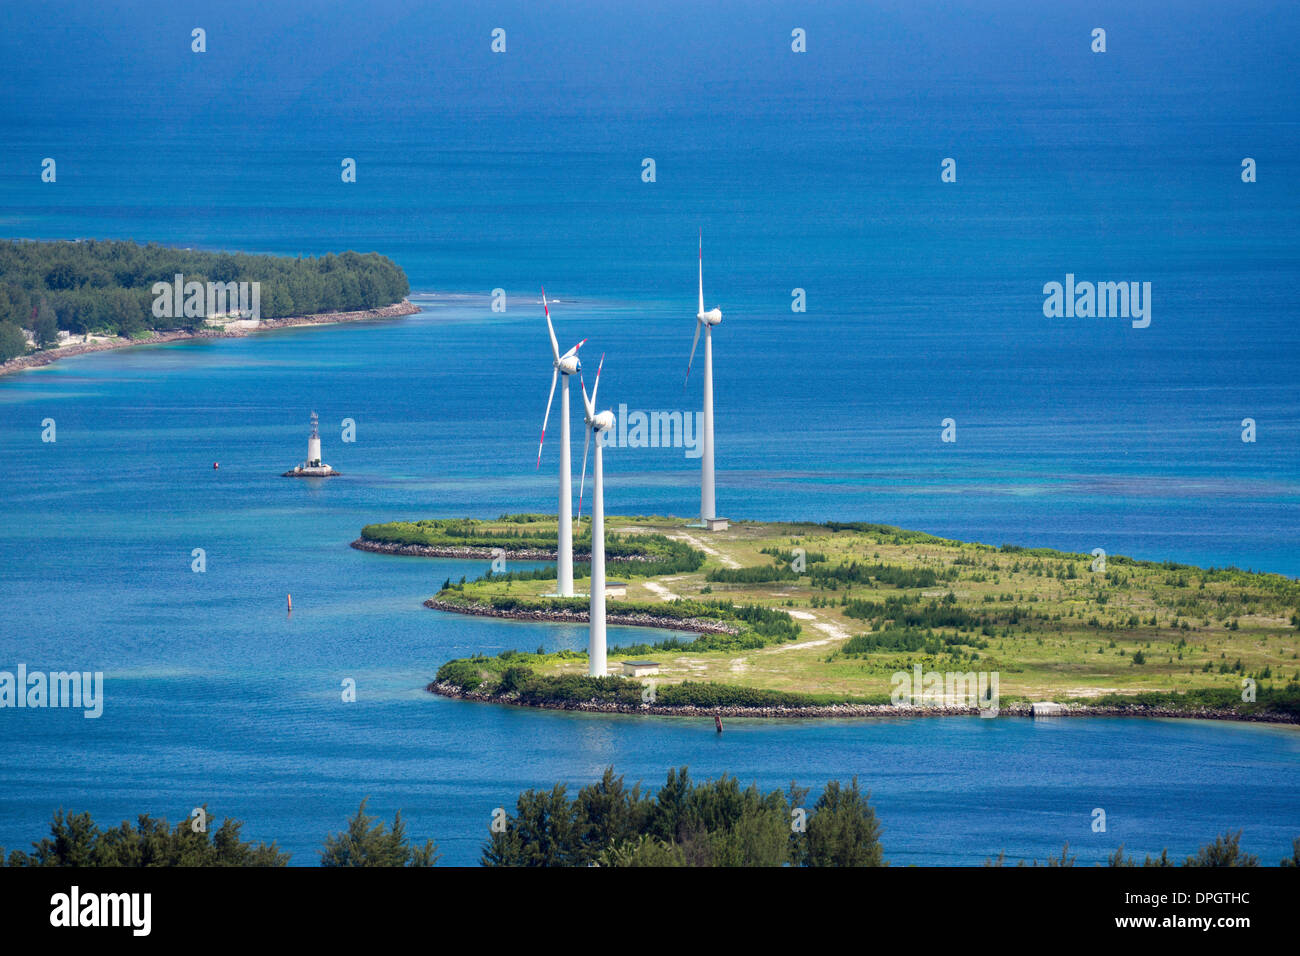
<box><xmin>714</xmin><ymin>715</ymin><xmax>723</xmax><ymax>734</ymax></box>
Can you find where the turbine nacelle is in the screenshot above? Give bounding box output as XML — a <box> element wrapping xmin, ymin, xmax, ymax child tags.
<box><xmin>686</xmin><ymin>233</ymin><xmax>724</xmax><ymax>385</ymax></box>
<box><xmin>589</xmin><ymin>409</ymin><xmax>615</xmax><ymax>432</ymax></box>
<box><xmin>536</xmin><ymin>290</ymin><xmax>586</xmax><ymax>468</ymax></box>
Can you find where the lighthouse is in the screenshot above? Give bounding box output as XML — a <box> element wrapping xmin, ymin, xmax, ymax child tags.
<box><xmin>283</xmin><ymin>411</ymin><xmax>339</xmax><ymax>477</ymax></box>
<box><xmin>307</xmin><ymin>411</ymin><xmax>322</xmax><ymax>467</ymax></box>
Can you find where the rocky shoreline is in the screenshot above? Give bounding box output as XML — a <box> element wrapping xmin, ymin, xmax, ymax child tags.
<box><xmin>351</xmin><ymin>539</ymin><xmax>566</xmax><ymax>561</ymax></box>
<box><xmin>0</xmin><ymin>300</ymin><xmax>419</xmax><ymax>378</ymax></box>
<box><xmin>350</xmin><ymin>537</ymin><xmax>660</xmax><ymax>563</ymax></box>
<box><xmin>426</xmin><ymin>681</ymin><xmax>1300</xmax><ymax>723</ymax></box>
<box><xmin>422</xmin><ymin>597</ymin><xmax>740</xmax><ymax>635</ymax></box>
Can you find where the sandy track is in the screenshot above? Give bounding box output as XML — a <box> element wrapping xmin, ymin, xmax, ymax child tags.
<box><xmin>670</xmin><ymin>532</ymin><xmax>742</xmax><ymax>568</ymax></box>
<box><xmin>643</xmin><ymin>581</ymin><xmax>680</xmax><ymax>601</ymax></box>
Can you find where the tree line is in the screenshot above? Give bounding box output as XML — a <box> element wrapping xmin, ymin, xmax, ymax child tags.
<box><xmin>0</xmin><ymin>238</ymin><xmax>410</xmax><ymax>360</ymax></box>
<box><xmin>5</xmin><ymin>769</ymin><xmax>1298</xmax><ymax>867</ymax></box>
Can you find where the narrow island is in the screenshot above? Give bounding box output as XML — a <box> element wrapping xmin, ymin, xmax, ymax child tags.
<box><xmin>0</xmin><ymin>239</ymin><xmax>416</xmax><ymax>377</ymax></box>
<box><xmin>353</xmin><ymin>515</ymin><xmax>1300</xmax><ymax>722</ymax></box>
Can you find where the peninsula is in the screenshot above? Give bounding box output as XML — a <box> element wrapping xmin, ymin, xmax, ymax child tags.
<box><xmin>0</xmin><ymin>239</ymin><xmax>415</xmax><ymax>377</ymax></box>
<box><xmin>354</xmin><ymin>515</ymin><xmax>1300</xmax><ymax>722</ymax></box>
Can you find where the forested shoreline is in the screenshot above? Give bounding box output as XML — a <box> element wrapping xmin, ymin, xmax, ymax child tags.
<box><xmin>0</xmin><ymin>239</ymin><xmax>410</xmax><ymax>361</ymax></box>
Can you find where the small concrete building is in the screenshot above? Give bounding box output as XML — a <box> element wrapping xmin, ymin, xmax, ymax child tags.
<box><xmin>703</xmin><ymin>517</ymin><xmax>729</xmax><ymax>531</ymax></box>
<box><xmin>1031</xmin><ymin>701</ymin><xmax>1065</xmax><ymax>717</ymax></box>
<box><xmin>621</xmin><ymin>661</ymin><xmax>660</xmax><ymax>678</ymax></box>
<box><xmin>604</xmin><ymin>580</ymin><xmax>627</xmax><ymax>599</ymax></box>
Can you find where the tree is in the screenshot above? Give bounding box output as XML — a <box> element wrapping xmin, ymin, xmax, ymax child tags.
<box><xmin>1281</xmin><ymin>837</ymin><xmax>1300</xmax><ymax>867</ymax></box>
<box><xmin>598</xmin><ymin>834</ymin><xmax>686</xmax><ymax>866</ymax></box>
<box><xmin>1184</xmin><ymin>830</ymin><xmax>1259</xmax><ymax>867</ymax></box>
<box><xmin>320</xmin><ymin>798</ymin><xmax>439</xmax><ymax>866</ymax></box>
<box><xmin>571</xmin><ymin>768</ymin><xmax>652</xmax><ymax>864</ymax></box>
<box><xmin>4</xmin><ymin>805</ymin><xmax>288</xmax><ymax>866</ymax></box>
<box><xmin>0</xmin><ymin>321</ymin><xmax>27</xmax><ymax>362</ymax></box>
<box><xmin>33</xmin><ymin>299</ymin><xmax>58</xmax><ymax>348</ymax></box>
<box><xmin>802</xmin><ymin>778</ymin><xmax>885</xmax><ymax>867</ymax></box>
<box><xmin>482</xmin><ymin>784</ymin><xmax>577</xmax><ymax>867</ymax></box>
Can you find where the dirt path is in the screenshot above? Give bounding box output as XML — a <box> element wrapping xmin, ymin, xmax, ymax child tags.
<box><xmin>669</xmin><ymin>531</ymin><xmax>742</xmax><ymax>569</ymax></box>
<box><xmin>643</xmin><ymin>581</ymin><xmax>680</xmax><ymax>601</ymax></box>
<box><xmin>772</xmin><ymin>609</ymin><xmax>852</xmax><ymax>651</ymax></box>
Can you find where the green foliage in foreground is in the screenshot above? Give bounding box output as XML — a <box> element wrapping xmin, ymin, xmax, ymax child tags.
<box><xmin>3</xmin><ymin>799</ymin><xmax>439</xmax><ymax>867</ymax></box>
<box><xmin>0</xmin><ymin>238</ymin><xmax>410</xmax><ymax>340</ymax></box>
<box><xmin>988</xmin><ymin>831</ymin><xmax>1271</xmax><ymax>867</ymax></box>
<box><xmin>319</xmin><ymin>798</ymin><xmax>439</xmax><ymax>867</ymax></box>
<box><xmin>482</xmin><ymin>767</ymin><xmax>885</xmax><ymax>867</ymax></box>
<box><xmin>5</xmin><ymin>784</ymin><xmax>1295</xmax><ymax>868</ymax></box>
<box><xmin>1</xmin><ymin>805</ymin><xmax>288</xmax><ymax>867</ymax></box>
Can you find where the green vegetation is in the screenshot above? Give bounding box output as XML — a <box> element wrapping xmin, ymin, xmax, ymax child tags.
<box><xmin>482</xmin><ymin>767</ymin><xmax>885</xmax><ymax>867</ymax></box>
<box><xmin>989</xmin><ymin>830</ymin><xmax>1268</xmax><ymax>867</ymax></box>
<box><xmin>363</xmin><ymin>516</ymin><xmax>702</xmax><ymax>574</ymax></box>
<box><xmin>8</xmin><ymin>777</ymin><xmax>1291</xmax><ymax>867</ymax></box>
<box><xmin>436</xmin><ymin>589</ymin><xmax>801</xmax><ymax>652</ymax></box>
<box><xmin>0</xmin><ymin>805</ymin><xmax>288</xmax><ymax>867</ymax></box>
<box><xmin>0</xmin><ymin>238</ymin><xmax>410</xmax><ymax>350</ymax></box>
<box><xmin>0</xmin><ymin>321</ymin><xmax>26</xmax><ymax>363</ymax></box>
<box><xmin>1</xmin><ymin>800</ymin><xmax>439</xmax><ymax>867</ymax></box>
<box><xmin>396</xmin><ymin>515</ymin><xmax>1300</xmax><ymax>718</ymax></box>
<box><xmin>435</xmin><ymin>651</ymin><xmax>872</xmax><ymax>707</ymax></box>
<box><xmin>319</xmin><ymin>798</ymin><xmax>439</xmax><ymax>867</ymax></box>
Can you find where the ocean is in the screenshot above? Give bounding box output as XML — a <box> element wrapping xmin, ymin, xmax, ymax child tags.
<box><xmin>0</xmin><ymin>0</ymin><xmax>1297</xmax><ymax>864</ymax></box>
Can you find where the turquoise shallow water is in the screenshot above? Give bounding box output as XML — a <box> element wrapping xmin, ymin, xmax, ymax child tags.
<box><xmin>1</xmin><ymin>0</ymin><xmax>1298</xmax><ymax>864</ymax></box>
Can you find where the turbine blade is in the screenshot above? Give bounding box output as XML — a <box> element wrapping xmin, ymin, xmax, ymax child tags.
<box><xmin>543</xmin><ymin>288</ymin><xmax>560</xmax><ymax>361</ymax></box>
<box><xmin>579</xmin><ymin>369</ymin><xmax>593</xmax><ymax>420</ymax></box>
<box><xmin>698</xmin><ymin>230</ymin><xmax>704</xmax><ymax>316</ymax></box>
<box><xmin>536</xmin><ymin>368</ymin><xmax>558</xmax><ymax>468</ymax></box>
<box><xmin>560</xmin><ymin>337</ymin><xmax>587</xmax><ymax>361</ymax></box>
<box><xmin>684</xmin><ymin>320</ymin><xmax>702</xmax><ymax>388</ymax></box>
<box><xmin>577</xmin><ymin>427</ymin><xmax>592</xmax><ymax>521</ymax></box>
<box><xmin>590</xmin><ymin>352</ymin><xmax>605</xmax><ymax>410</ymax></box>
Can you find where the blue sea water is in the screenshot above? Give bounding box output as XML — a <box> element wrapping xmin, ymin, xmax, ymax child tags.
<box><xmin>0</xmin><ymin>0</ymin><xmax>1297</xmax><ymax>864</ymax></box>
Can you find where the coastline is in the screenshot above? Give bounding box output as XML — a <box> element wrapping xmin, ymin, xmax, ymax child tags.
<box><xmin>352</xmin><ymin>538</ymin><xmax>566</xmax><ymax>561</ymax></box>
<box><xmin>0</xmin><ymin>300</ymin><xmax>420</xmax><ymax>378</ymax></box>
<box><xmin>425</xmin><ymin>681</ymin><xmax>1300</xmax><ymax>724</ymax></box>
<box><xmin>422</xmin><ymin>597</ymin><xmax>740</xmax><ymax>635</ymax></box>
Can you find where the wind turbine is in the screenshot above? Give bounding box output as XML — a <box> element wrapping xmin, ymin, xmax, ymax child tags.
<box><xmin>577</xmin><ymin>354</ymin><xmax>614</xmax><ymax>677</ymax></box>
<box><xmin>535</xmin><ymin>290</ymin><xmax>586</xmax><ymax>597</ymax></box>
<box><xmin>684</xmin><ymin>231</ymin><xmax>723</xmax><ymax>527</ymax></box>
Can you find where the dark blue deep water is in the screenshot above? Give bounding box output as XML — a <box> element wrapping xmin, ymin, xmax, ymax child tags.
<box><xmin>0</xmin><ymin>0</ymin><xmax>1297</xmax><ymax>864</ymax></box>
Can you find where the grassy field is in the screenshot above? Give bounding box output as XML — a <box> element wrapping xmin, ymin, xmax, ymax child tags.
<box><xmin>364</xmin><ymin>514</ymin><xmax>1300</xmax><ymax>712</ymax></box>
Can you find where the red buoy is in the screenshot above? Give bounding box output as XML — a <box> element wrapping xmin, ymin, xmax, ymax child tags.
<box><xmin>213</xmin><ymin>462</ymin><xmax>219</xmax><ymax>469</ymax></box>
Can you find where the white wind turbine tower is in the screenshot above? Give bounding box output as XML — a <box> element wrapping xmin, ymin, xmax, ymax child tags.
<box><xmin>684</xmin><ymin>231</ymin><xmax>726</xmax><ymax>530</ymax></box>
<box><xmin>535</xmin><ymin>290</ymin><xmax>586</xmax><ymax>597</ymax></box>
<box><xmin>577</xmin><ymin>354</ymin><xmax>614</xmax><ymax>677</ymax></box>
